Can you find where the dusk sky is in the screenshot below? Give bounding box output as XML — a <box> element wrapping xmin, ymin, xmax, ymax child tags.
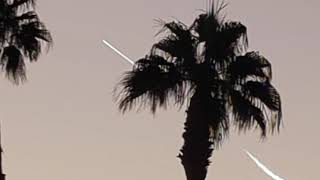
<box><xmin>0</xmin><ymin>0</ymin><xmax>319</xmax><ymax>179</ymax></box>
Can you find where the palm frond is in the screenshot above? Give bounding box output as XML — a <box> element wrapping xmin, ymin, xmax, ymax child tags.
<box><xmin>152</xmin><ymin>21</ymin><xmax>196</xmax><ymax>65</ymax></box>
<box><xmin>14</xmin><ymin>20</ymin><xmax>52</xmax><ymax>61</ymax></box>
<box><xmin>135</xmin><ymin>54</ymin><xmax>173</xmax><ymax>68</ymax></box>
<box><xmin>155</xmin><ymin>20</ymin><xmax>188</xmax><ymax>37</ymax></box>
<box><xmin>116</xmin><ymin>55</ymin><xmax>186</xmax><ymax>113</ymax></box>
<box><xmin>228</xmin><ymin>51</ymin><xmax>272</xmax><ymax>82</ymax></box>
<box><xmin>218</xmin><ymin>21</ymin><xmax>248</xmax><ymax>55</ymax></box>
<box><xmin>231</xmin><ymin>90</ymin><xmax>267</xmax><ymax>136</ymax></box>
<box><xmin>242</xmin><ymin>81</ymin><xmax>282</xmax><ymax>131</ymax></box>
<box><xmin>243</xmin><ymin>81</ymin><xmax>281</xmax><ymax>111</ymax></box>
<box><xmin>0</xmin><ymin>45</ymin><xmax>26</xmax><ymax>84</ymax></box>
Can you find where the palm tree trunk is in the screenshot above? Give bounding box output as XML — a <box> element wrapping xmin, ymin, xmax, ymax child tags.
<box><xmin>178</xmin><ymin>90</ymin><xmax>214</xmax><ymax>180</ymax></box>
<box><xmin>0</xmin><ymin>123</ymin><xmax>5</xmax><ymax>180</ymax></box>
<box><xmin>0</xmin><ymin>149</ymin><xmax>4</xmax><ymax>180</ymax></box>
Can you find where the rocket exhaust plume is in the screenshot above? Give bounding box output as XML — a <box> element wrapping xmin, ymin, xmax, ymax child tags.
<box><xmin>244</xmin><ymin>150</ymin><xmax>284</xmax><ymax>180</ymax></box>
<box><xmin>102</xmin><ymin>40</ymin><xmax>135</xmax><ymax>65</ymax></box>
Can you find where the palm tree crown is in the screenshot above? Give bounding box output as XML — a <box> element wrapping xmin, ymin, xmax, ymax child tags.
<box><xmin>0</xmin><ymin>0</ymin><xmax>52</xmax><ymax>84</ymax></box>
<box><xmin>117</xmin><ymin>2</ymin><xmax>281</xmax><ymax>142</ymax></box>
<box><xmin>116</xmin><ymin>2</ymin><xmax>282</xmax><ymax>180</ymax></box>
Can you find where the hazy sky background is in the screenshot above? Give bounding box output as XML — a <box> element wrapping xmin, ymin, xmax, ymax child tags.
<box><xmin>0</xmin><ymin>0</ymin><xmax>319</xmax><ymax>179</ymax></box>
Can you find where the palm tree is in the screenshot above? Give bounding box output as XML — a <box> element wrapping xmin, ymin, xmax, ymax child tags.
<box><xmin>116</xmin><ymin>1</ymin><xmax>282</xmax><ymax>180</ymax></box>
<box><xmin>0</xmin><ymin>0</ymin><xmax>52</xmax><ymax>179</ymax></box>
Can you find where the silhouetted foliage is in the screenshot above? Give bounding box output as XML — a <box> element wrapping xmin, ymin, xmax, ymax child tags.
<box><xmin>0</xmin><ymin>0</ymin><xmax>52</xmax><ymax>84</ymax></box>
<box><xmin>116</xmin><ymin>1</ymin><xmax>282</xmax><ymax>180</ymax></box>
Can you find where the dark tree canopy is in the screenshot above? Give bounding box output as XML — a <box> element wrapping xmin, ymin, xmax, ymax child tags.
<box><xmin>0</xmin><ymin>0</ymin><xmax>52</xmax><ymax>84</ymax></box>
<box><xmin>117</xmin><ymin>2</ymin><xmax>282</xmax><ymax>143</ymax></box>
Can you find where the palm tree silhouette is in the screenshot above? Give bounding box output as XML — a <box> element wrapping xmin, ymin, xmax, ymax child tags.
<box><xmin>0</xmin><ymin>0</ymin><xmax>52</xmax><ymax>179</ymax></box>
<box><xmin>116</xmin><ymin>1</ymin><xmax>282</xmax><ymax>180</ymax></box>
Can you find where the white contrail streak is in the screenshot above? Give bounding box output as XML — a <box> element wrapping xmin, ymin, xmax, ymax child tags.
<box><xmin>102</xmin><ymin>40</ymin><xmax>135</xmax><ymax>65</ymax></box>
<box><xmin>244</xmin><ymin>150</ymin><xmax>284</xmax><ymax>180</ymax></box>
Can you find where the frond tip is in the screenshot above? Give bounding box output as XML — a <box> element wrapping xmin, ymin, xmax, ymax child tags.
<box><xmin>0</xmin><ymin>46</ymin><xmax>27</xmax><ymax>84</ymax></box>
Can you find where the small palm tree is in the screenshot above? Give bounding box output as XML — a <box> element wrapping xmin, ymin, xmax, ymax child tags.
<box><xmin>0</xmin><ymin>0</ymin><xmax>52</xmax><ymax>179</ymax></box>
<box><xmin>116</xmin><ymin>2</ymin><xmax>282</xmax><ymax>180</ymax></box>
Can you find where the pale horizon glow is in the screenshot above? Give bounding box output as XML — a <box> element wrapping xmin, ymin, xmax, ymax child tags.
<box><xmin>102</xmin><ymin>40</ymin><xmax>135</xmax><ymax>65</ymax></box>
<box><xmin>244</xmin><ymin>150</ymin><xmax>284</xmax><ymax>180</ymax></box>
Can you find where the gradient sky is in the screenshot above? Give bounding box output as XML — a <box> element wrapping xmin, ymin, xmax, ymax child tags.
<box><xmin>0</xmin><ymin>0</ymin><xmax>319</xmax><ymax>179</ymax></box>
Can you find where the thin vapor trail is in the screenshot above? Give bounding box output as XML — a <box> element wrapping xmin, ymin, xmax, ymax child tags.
<box><xmin>244</xmin><ymin>150</ymin><xmax>284</xmax><ymax>180</ymax></box>
<box><xmin>102</xmin><ymin>40</ymin><xmax>135</xmax><ymax>65</ymax></box>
